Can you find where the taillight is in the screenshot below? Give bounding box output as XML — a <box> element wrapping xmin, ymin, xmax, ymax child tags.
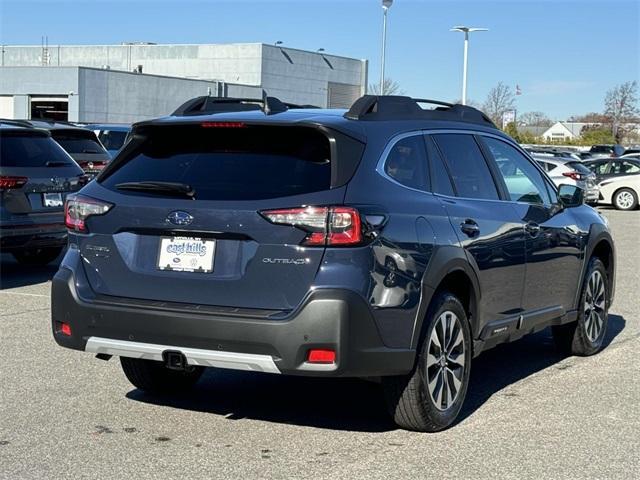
<box><xmin>64</xmin><ymin>194</ymin><xmax>113</xmax><ymax>233</ymax></box>
<box><xmin>260</xmin><ymin>206</ymin><xmax>363</xmax><ymax>246</ymax></box>
<box><xmin>562</xmin><ymin>171</ymin><xmax>583</xmax><ymax>181</ymax></box>
<box><xmin>0</xmin><ymin>176</ymin><xmax>28</xmax><ymax>190</ymax></box>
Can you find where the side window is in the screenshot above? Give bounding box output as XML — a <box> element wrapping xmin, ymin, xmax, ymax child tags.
<box><xmin>383</xmin><ymin>135</ymin><xmax>429</xmax><ymax>191</ymax></box>
<box><xmin>593</xmin><ymin>162</ymin><xmax>609</xmax><ymax>175</ymax></box>
<box><xmin>425</xmin><ymin>135</ymin><xmax>454</xmax><ymax>196</ymax></box>
<box><xmin>432</xmin><ymin>134</ymin><xmax>499</xmax><ymax>200</ymax></box>
<box><xmin>482</xmin><ymin>137</ymin><xmax>551</xmax><ymax>205</ymax></box>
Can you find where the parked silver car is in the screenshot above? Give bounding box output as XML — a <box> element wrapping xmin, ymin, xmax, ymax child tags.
<box><xmin>534</xmin><ymin>156</ymin><xmax>599</xmax><ymax>204</ymax></box>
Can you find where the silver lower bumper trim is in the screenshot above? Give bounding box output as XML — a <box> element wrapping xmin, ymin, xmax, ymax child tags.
<box><xmin>85</xmin><ymin>337</ymin><xmax>281</xmax><ymax>374</ymax></box>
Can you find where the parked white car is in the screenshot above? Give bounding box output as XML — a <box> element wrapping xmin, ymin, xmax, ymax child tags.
<box><xmin>598</xmin><ymin>175</ymin><xmax>640</xmax><ymax>210</ymax></box>
<box><xmin>533</xmin><ymin>156</ymin><xmax>600</xmax><ymax>205</ymax></box>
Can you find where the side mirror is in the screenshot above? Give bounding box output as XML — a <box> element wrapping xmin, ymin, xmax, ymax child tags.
<box><xmin>558</xmin><ymin>184</ymin><xmax>584</xmax><ymax>208</ymax></box>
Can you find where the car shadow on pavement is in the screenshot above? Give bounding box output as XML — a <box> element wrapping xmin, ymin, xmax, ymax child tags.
<box><xmin>458</xmin><ymin>314</ymin><xmax>626</xmax><ymax>423</ymax></box>
<box><xmin>0</xmin><ymin>254</ymin><xmax>62</xmax><ymax>290</ymax></box>
<box><xmin>126</xmin><ymin>315</ymin><xmax>625</xmax><ymax>433</ymax></box>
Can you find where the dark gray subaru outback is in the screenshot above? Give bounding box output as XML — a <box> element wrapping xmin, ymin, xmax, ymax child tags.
<box><xmin>52</xmin><ymin>95</ymin><xmax>615</xmax><ymax>431</ymax></box>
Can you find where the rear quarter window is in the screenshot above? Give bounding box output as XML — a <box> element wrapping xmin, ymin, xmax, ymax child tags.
<box><xmin>383</xmin><ymin>135</ymin><xmax>429</xmax><ymax>191</ymax></box>
<box><xmin>100</xmin><ymin>125</ymin><xmax>333</xmax><ymax>201</ymax></box>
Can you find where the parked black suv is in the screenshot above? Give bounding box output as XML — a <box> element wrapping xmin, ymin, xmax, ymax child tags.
<box><xmin>13</xmin><ymin>120</ymin><xmax>111</xmax><ymax>178</ymax></box>
<box><xmin>1</xmin><ymin>121</ymin><xmax>85</xmax><ymax>264</ymax></box>
<box><xmin>51</xmin><ymin>95</ymin><xmax>615</xmax><ymax>431</ymax></box>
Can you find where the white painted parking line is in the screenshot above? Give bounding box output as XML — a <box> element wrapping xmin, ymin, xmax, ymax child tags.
<box><xmin>0</xmin><ymin>291</ymin><xmax>49</xmax><ymax>298</ymax></box>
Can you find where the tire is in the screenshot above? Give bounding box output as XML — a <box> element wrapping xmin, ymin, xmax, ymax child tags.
<box><xmin>552</xmin><ymin>257</ymin><xmax>609</xmax><ymax>356</ymax></box>
<box><xmin>12</xmin><ymin>246</ymin><xmax>63</xmax><ymax>265</ymax></box>
<box><xmin>382</xmin><ymin>291</ymin><xmax>472</xmax><ymax>432</ymax></box>
<box><xmin>612</xmin><ymin>188</ymin><xmax>638</xmax><ymax>210</ymax></box>
<box><xmin>120</xmin><ymin>357</ymin><xmax>204</xmax><ymax>394</ymax></box>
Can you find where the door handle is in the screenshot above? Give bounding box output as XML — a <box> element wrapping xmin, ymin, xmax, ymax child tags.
<box><xmin>525</xmin><ymin>222</ymin><xmax>541</xmax><ymax>235</ymax></box>
<box><xmin>460</xmin><ymin>219</ymin><xmax>480</xmax><ymax>237</ymax></box>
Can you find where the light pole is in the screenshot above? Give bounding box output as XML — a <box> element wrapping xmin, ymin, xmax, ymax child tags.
<box><xmin>380</xmin><ymin>0</ymin><xmax>393</xmax><ymax>94</ymax></box>
<box><xmin>450</xmin><ymin>26</ymin><xmax>488</xmax><ymax>105</ymax></box>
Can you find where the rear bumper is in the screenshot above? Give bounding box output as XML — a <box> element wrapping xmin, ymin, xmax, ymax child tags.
<box><xmin>0</xmin><ymin>221</ymin><xmax>67</xmax><ymax>251</ymax></box>
<box><xmin>51</xmin><ymin>258</ymin><xmax>416</xmax><ymax>377</ymax></box>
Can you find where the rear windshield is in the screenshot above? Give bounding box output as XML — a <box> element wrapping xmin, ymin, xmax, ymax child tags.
<box><xmin>590</xmin><ymin>145</ymin><xmax>612</xmax><ymax>153</ymax></box>
<box><xmin>566</xmin><ymin>161</ymin><xmax>592</xmax><ymax>174</ymax></box>
<box><xmin>98</xmin><ymin>130</ymin><xmax>128</xmax><ymax>151</ymax></box>
<box><xmin>51</xmin><ymin>131</ymin><xmax>105</xmax><ymax>154</ymax></box>
<box><xmin>100</xmin><ymin>125</ymin><xmax>332</xmax><ymax>201</ymax></box>
<box><xmin>0</xmin><ymin>133</ymin><xmax>76</xmax><ymax>167</ymax></box>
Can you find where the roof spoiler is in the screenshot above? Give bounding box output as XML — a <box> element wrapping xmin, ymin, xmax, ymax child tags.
<box><xmin>172</xmin><ymin>91</ymin><xmax>293</xmax><ymax>116</ymax></box>
<box><xmin>344</xmin><ymin>95</ymin><xmax>496</xmax><ymax>128</ymax></box>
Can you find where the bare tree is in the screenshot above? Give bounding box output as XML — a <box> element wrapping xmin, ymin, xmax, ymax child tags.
<box><xmin>568</xmin><ymin>112</ymin><xmax>611</xmax><ymax>123</ymax></box>
<box><xmin>368</xmin><ymin>78</ymin><xmax>404</xmax><ymax>95</ymax></box>
<box><xmin>482</xmin><ymin>82</ymin><xmax>516</xmax><ymax>127</ymax></box>
<box><xmin>604</xmin><ymin>81</ymin><xmax>639</xmax><ymax>142</ymax></box>
<box><xmin>519</xmin><ymin>111</ymin><xmax>552</xmax><ymax>127</ymax></box>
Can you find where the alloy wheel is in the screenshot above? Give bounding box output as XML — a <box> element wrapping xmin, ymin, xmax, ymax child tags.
<box><xmin>615</xmin><ymin>191</ymin><xmax>634</xmax><ymax>209</ymax></box>
<box><xmin>425</xmin><ymin>310</ymin><xmax>466</xmax><ymax>411</ymax></box>
<box><xmin>584</xmin><ymin>270</ymin><xmax>606</xmax><ymax>342</ymax></box>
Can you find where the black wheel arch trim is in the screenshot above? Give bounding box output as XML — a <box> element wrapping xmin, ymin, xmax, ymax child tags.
<box><xmin>575</xmin><ymin>225</ymin><xmax>615</xmax><ymax>310</ymax></box>
<box><xmin>409</xmin><ymin>245</ymin><xmax>481</xmax><ymax>351</ymax></box>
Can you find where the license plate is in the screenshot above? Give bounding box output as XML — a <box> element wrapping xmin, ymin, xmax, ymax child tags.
<box><xmin>157</xmin><ymin>237</ymin><xmax>215</xmax><ymax>273</ymax></box>
<box><xmin>43</xmin><ymin>193</ymin><xmax>63</xmax><ymax>207</ymax></box>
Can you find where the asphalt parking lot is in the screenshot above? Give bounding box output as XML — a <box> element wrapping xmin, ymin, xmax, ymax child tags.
<box><xmin>1</xmin><ymin>207</ymin><xmax>638</xmax><ymax>480</ymax></box>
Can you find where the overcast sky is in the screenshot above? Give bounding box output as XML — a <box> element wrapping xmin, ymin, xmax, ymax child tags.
<box><xmin>1</xmin><ymin>0</ymin><xmax>638</xmax><ymax>119</ymax></box>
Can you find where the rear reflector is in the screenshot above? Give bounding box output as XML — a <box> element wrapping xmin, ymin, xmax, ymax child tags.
<box><xmin>260</xmin><ymin>206</ymin><xmax>363</xmax><ymax>246</ymax></box>
<box><xmin>0</xmin><ymin>176</ymin><xmax>28</xmax><ymax>190</ymax></box>
<box><xmin>65</xmin><ymin>194</ymin><xmax>113</xmax><ymax>233</ymax></box>
<box><xmin>55</xmin><ymin>321</ymin><xmax>72</xmax><ymax>336</ymax></box>
<box><xmin>307</xmin><ymin>349</ymin><xmax>336</xmax><ymax>364</ymax></box>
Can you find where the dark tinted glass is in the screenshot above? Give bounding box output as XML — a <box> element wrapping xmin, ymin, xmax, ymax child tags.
<box><xmin>483</xmin><ymin>137</ymin><xmax>551</xmax><ymax>204</ymax></box>
<box><xmin>52</xmin><ymin>132</ymin><xmax>105</xmax><ymax>154</ymax></box>
<box><xmin>384</xmin><ymin>135</ymin><xmax>429</xmax><ymax>191</ymax></box>
<box><xmin>611</xmin><ymin>161</ymin><xmax>640</xmax><ymax>174</ymax></box>
<box><xmin>98</xmin><ymin>130</ymin><xmax>128</xmax><ymax>151</ymax></box>
<box><xmin>425</xmin><ymin>135</ymin><xmax>454</xmax><ymax>196</ymax></box>
<box><xmin>101</xmin><ymin>125</ymin><xmax>331</xmax><ymax>201</ymax></box>
<box><xmin>0</xmin><ymin>133</ymin><xmax>75</xmax><ymax>167</ymax></box>
<box><xmin>590</xmin><ymin>145</ymin><xmax>613</xmax><ymax>153</ymax></box>
<box><xmin>587</xmin><ymin>161</ymin><xmax>608</xmax><ymax>174</ymax></box>
<box><xmin>432</xmin><ymin>134</ymin><xmax>499</xmax><ymax>200</ymax></box>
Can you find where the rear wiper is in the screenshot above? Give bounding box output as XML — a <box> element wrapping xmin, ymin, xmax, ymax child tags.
<box><xmin>115</xmin><ymin>181</ymin><xmax>196</xmax><ymax>198</ymax></box>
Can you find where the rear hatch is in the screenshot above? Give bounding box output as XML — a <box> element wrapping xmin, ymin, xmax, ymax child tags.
<box><xmin>76</xmin><ymin>122</ymin><xmax>364</xmax><ymax>311</ymax></box>
<box><xmin>50</xmin><ymin>129</ymin><xmax>111</xmax><ymax>176</ymax></box>
<box><xmin>0</xmin><ymin>129</ymin><xmax>84</xmax><ymax>219</ymax></box>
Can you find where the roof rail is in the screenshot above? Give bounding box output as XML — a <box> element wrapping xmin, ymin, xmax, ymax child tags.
<box><xmin>172</xmin><ymin>91</ymin><xmax>291</xmax><ymax>116</ymax></box>
<box><xmin>344</xmin><ymin>95</ymin><xmax>496</xmax><ymax>128</ymax></box>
